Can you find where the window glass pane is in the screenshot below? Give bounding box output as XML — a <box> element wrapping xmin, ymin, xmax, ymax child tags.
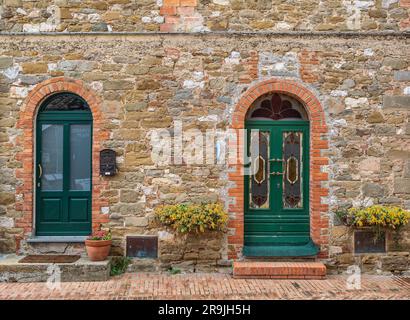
<box><xmin>283</xmin><ymin>131</ymin><xmax>303</xmax><ymax>208</ymax></box>
<box><xmin>42</xmin><ymin>93</ymin><xmax>90</xmax><ymax>112</ymax></box>
<box><xmin>246</xmin><ymin>93</ymin><xmax>307</xmax><ymax>121</ymax></box>
<box><xmin>70</xmin><ymin>125</ymin><xmax>91</xmax><ymax>191</ymax></box>
<box><xmin>249</xmin><ymin>130</ymin><xmax>270</xmax><ymax>209</ymax></box>
<box><xmin>41</xmin><ymin>124</ymin><xmax>63</xmax><ymax>191</ymax></box>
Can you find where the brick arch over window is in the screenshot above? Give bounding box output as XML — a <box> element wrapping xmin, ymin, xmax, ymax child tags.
<box><xmin>228</xmin><ymin>78</ymin><xmax>329</xmax><ymax>259</ymax></box>
<box><xmin>14</xmin><ymin>77</ymin><xmax>109</xmax><ymax>250</ymax></box>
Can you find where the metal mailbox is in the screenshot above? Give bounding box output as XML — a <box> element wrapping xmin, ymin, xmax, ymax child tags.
<box><xmin>100</xmin><ymin>149</ymin><xmax>117</xmax><ymax>176</ymax></box>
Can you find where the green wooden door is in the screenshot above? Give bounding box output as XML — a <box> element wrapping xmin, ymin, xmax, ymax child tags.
<box><xmin>35</xmin><ymin>94</ymin><xmax>92</xmax><ymax>236</ymax></box>
<box><xmin>244</xmin><ymin>121</ymin><xmax>318</xmax><ymax>257</ymax></box>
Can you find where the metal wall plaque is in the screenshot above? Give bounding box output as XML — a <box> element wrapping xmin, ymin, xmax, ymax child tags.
<box><xmin>126</xmin><ymin>235</ymin><xmax>158</xmax><ymax>258</ymax></box>
<box><xmin>354</xmin><ymin>230</ymin><xmax>386</xmax><ymax>254</ymax></box>
<box><xmin>100</xmin><ymin>149</ymin><xmax>117</xmax><ymax>176</ymax></box>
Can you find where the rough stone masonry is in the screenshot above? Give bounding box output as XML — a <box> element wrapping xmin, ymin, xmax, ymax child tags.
<box><xmin>0</xmin><ymin>0</ymin><xmax>409</xmax><ymax>274</ymax></box>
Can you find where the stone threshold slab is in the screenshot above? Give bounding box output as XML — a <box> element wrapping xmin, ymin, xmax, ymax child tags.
<box><xmin>26</xmin><ymin>236</ymin><xmax>87</xmax><ymax>243</ymax></box>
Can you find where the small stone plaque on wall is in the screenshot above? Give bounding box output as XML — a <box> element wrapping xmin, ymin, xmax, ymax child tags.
<box><xmin>354</xmin><ymin>230</ymin><xmax>386</xmax><ymax>254</ymax></box>
<box><xmin>126</xmin><ymin>235</ymin><xmax>158</xmax><ymax>258</ymax></box>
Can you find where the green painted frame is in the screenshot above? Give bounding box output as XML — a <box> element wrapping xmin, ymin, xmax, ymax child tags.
<box><xmin>35</xmin><ymin>108</ymin><xmax>93</xmax><ymax>236</ymax></box>
<box><xmin>244</xmin><ymin>120</ymin><xmax>316</xmax><ymax>256</ymax></box>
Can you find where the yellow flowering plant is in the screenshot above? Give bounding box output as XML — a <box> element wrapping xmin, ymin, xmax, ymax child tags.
<box><xmin>155</xmin><ymin>202</ymin><xmax>228</xmax><ymax>234</ymax></box>
<box><xmin>337</xmin><ymin>205</ymin><xmax>410</xmax><ymax>243</ymax></box>
<box><xmin>347</xmin><ymin>205</ymin><xmax>410</xmax><ymax>230</ymax></box>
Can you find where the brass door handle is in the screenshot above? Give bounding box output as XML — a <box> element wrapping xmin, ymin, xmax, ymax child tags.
<box><xmin>38</xmin><ymin>163</ymin><xmax>43</xmax><ymax>178</ymax></box>
<box><xmin>270</xmin><ymin>158</ymin><xmax>284</xmax><ymax>175</ymax></box>
<box><xmin>270</xmin><ymin>171</ymin><xmax>284</xmax><ymax>175</ymax></box>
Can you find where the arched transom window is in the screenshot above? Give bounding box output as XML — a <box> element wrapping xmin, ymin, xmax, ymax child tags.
<box><xmin>40</xmin><ymin>92</ymin><xmax>91</xmax><ymax>112</ymax></box>
<box><xmin>246</xmin><ymin>93</ymin><xmax>308</xmax><ymax>121</ymax></box>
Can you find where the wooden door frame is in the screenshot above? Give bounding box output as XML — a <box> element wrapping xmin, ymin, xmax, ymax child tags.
<box><xmin>243</xmin><ymin>121</ymin><xmax>312</xmax><ymax>256</ymax></box>
<box><xmin>35</xmin><ymin>111</ymin><xmax>93</xmax><ymax>236</ymax></box>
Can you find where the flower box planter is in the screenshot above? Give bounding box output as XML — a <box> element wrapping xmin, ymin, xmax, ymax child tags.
<box><xmin>85</xmin><ymin>239</ymin><xmax>112</xmax><ymax>261</ymax></box>
<box><xmin>336</xmin><ymin>205</ymin><xmax>410</xmax><ymax>255</ymax></box>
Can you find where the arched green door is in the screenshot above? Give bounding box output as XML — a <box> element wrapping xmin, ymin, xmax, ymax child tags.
<box><xmin>35</xmin><ymin>93</ymin><xmax>92</xmax><ymax>236</ymax></box>
<box><xmin>243</xmin><ymin>93</ymin><xmax>318</xmax><ymax>257</ymax></box>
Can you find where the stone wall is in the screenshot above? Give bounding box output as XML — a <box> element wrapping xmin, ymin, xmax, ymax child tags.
<box><xmin>0</xmin><ymin>0</ymin><xmax>409</xmax><ymax>33</ymax></box>
<box><xmin>326</xmin><ymin>225</ymin><xmax>410</xmax><ymax>275</ymax></box>
<box><xmin>0</xmin><ymin>33</ymin><xmax>409</xmax><ymax>272</ymax></box>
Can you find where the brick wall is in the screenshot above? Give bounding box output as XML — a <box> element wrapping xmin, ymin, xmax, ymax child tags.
<box><xmin>160</xmin><ymin>0</ymin><xmax>201</xmax><ymax>32</ymax></box>
<box><xmin>400</xmin><ymin>0</ymin><xmax>410</xmax><ymax>8</ymax></box>
<box><xmin>299</xmin><ymin>50</ymin><xmax>320</xmax><ymax>84</ymax></box>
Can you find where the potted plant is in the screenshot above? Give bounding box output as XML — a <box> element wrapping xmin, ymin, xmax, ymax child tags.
<box><xmin>85</xmin><ymin>228</ymin><xmax>112</xmax><ymax>261</ymax></box>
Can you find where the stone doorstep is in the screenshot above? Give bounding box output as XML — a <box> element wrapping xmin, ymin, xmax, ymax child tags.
<box><xmin>0</xmin><ymin>254</ymin><xmax>111</xmax><ymax>283</ymax></box>
<box><xmin>26</xmin><ymin>236</ymin><xmax>87</xmax><ymax>243</ymax></box>
<box><xmin>233</xmin><ymin>261</ymin><xmax>327</xmax><ymax>280</ymax></box>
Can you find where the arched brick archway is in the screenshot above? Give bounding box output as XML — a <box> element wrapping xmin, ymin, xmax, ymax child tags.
<box><xmin>14</xmin><ymin>77</ymin><xmax>109</xmax><ymax>250</ymax></box>
<box><xmin>228</xmin><ymin>78</ymin><xmax>329</xmax><ymax>259</ymax></box>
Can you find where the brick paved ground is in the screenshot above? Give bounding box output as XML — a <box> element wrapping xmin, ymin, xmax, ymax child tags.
<box><xmin>0</xmin><ymin>273</ymin><xmax>409</xmax><ymax>300</ymax></box>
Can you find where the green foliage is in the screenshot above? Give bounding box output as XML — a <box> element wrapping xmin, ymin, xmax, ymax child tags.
<box><xmin>110</xmin><ymin>257</ymin><xmax>132</xmax><ymax>276</ymax></box>
<box><xmin>168</xmin><ymin>267</ymin><xmax>181</xmax><ymax>275</ymax></box>
<box><xmin>155</xmin><ymin>202</ymin><xmax>228</xmax><ymax>234</ymax></box>
<box><xmin>87</xmin><ymin>229</ymin><xmax>112</xmax><ymax>241</ymax></box>
<box><xmin>335</xmin><ymin>208</ymin><xmax>352</xmax><ymax>226</ymax></box>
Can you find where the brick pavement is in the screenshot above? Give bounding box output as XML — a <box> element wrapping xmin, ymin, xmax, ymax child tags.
<box><xmin>0</xmin><ymin>273</ymin><xmax>409</xmax><ymax>300</ymax></box>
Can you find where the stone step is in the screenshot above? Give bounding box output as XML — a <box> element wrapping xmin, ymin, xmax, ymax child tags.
<box><xmin>233</xmin><ymin>261</ymin><xmax>327</xmax><ymax>279</ymax></box>
<box><xmin>0</xmin><ymin>254</ymin><xmax>111</xmax><ymax>283</ymax></box>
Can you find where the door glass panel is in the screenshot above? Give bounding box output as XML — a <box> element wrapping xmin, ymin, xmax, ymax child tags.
<box><xmin>70</xmin><ymin>124</ymin><xmax>91</xmax><ymax>191</ymax></box>
<box><xmin>283</xmin><ymin>131</ymin><xmax>303</xmax><ymax>208</ymax></box>
<box><xmin>249</xmin><ymin>130</ymin><xmax>270</xmax><ymax>209</ymax></box>
<box><xmin>41</xmin><ymin>124</ymin><xmax>63</xmax><ymax>191</ymax></box>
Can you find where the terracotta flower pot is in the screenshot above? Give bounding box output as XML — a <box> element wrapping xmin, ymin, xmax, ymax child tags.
<box><xmin>85</xmin><ymin>239</ymin><xmax>112</xmax><ymax>261</ymax></box>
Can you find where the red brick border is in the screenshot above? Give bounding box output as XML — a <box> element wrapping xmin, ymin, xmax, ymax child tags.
<box><xmin>228</xmin><ymin>78</ymin><xmax>329</xmax><ymax>259</ymax></box>
<box><xmin>14</xmin><ymin>77</ymin><xmax>109</xmax><ymax>250</ymax></box>
<box><xmin>160</xmin><ymin>0</ymin><xmax>199</xmax><ymax>32</ymax></box>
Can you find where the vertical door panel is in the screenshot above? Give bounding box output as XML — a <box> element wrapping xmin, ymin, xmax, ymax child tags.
<box><xmin>41</xmin><ymin>124</ymin><xmax>64</xmax><ymax>191</ymax></box>
<box><xmin>70</xmin><ymin>124</ymin><xmax>91</xmax><ymax>191</ymax></box>
<box><xmin>282</xmin><ymin>131</ymin><xmax>304</xmax><ymax>210</ymax></box>
<box><xmin>68</xmin><ymin>198</ymin><xmax>89</xmax><ymax>222</ymax></box>
<box><xmin>41</xmin><ymin>198</ymin><xmax>62</xmax><ymax>222</ymax></box>
<box><xmin>249</xmin><ymin>130</ymin><xmax>270</xmax><ymax>209</ymax></box>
